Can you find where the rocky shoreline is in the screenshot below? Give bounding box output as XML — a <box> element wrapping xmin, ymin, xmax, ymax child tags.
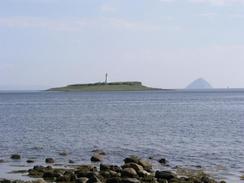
<box><xmin>0</xmin><ymin>150</ymin><xmax>231</xmax><ymax>183</ymax></box>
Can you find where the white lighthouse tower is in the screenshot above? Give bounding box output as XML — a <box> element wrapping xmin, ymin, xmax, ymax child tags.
<box><xmin>105</xmin><ymin>73</ymin><xmax>108</xmax><ymax>84</ymax></box>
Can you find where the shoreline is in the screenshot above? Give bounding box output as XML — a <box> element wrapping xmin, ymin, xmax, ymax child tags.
<box><xmin>0</xmin><ymin>151</ymin><xmax>240</xmax><ymax>183</ymax></box>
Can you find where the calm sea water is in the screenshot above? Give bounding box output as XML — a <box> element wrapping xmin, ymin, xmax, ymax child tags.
<box><xmin>0</xmin><ymin>90</ymin><xmax>243</xmax><ymax>182</ymax></box>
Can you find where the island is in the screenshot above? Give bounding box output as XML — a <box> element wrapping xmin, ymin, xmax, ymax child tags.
<box><xmin>186</xmin><ymin>78</ymin><xmax>212</xmax><ymax>89</ymax></box>
<box><xmin>47</xmin><ymin>81</ymin><xmax>160</xmax><ymax>92</ymax></box>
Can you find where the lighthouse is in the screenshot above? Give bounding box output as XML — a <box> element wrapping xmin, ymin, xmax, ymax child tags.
<box><xmin>105</xmin><ymin>73</ymin><xmax>108</xmax><ymax>84</ymax></box>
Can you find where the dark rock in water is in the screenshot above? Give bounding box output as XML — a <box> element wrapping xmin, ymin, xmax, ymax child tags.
<box><xmin>26</xmin><ymin>159</ymin><xmax>35</xmax><ymax>163</ymax></box>
<box><xmin>45</xmin><ymin>158</ymin><xmax>54</xmax><ymax>164</ymax></box>
<box><xmin>92</xmin><ymin>149</ymin><xmax>106</xmax><ymax>156</ymax></box>
<box><xmin>69</xmin><ymin>159</ymin><xmax>75</xmax><ymax>164</ymax></box>
<box><xmin>59</xmin><ymin>151</ymin><xmax>68</xmax><ymax>156</ymax></box>
<box><xmin>91</xmin><ymin>154</ymin><xmax>104</xmax><ymax>162</ymax></box>
<box><xmin>158</xmin><ymin>158</ymin><xmax>167</xmax><ymax>164</ymax></box>
<box><xmin>10</xmin><ymin>154</ymin><xmax>21</xmax><ymax>160</ymax></box>
<box><xmin>121</xmin><ymin>178</ymin><xmax>140</xmax><ymax>183</ymax></box>
<box><xmin>155</xmin><ymin>171</ymin><xmax>176</xmax><ymax>180</ymax></box>
<box><xmin>0</xmin><ymin>159</ymin><xmax>4</xmax><ymax>163</ymax></box>
<box><xmin>121</xmin><ymin>168</ymin><xmax>138</xmax><ymax>178</ymax></box>
<box><xmin>124</xmin><ymin>156</ymin><xmax>140</xmax><ymax>164</ymax></box>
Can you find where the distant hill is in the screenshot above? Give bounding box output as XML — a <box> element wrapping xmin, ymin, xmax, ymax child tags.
<box><xmin>186</xmin><ymin>78</ymin><xmax>212</xmax><ymax>89</ymax></box>
<box><xmin>48</xmin><ymin>81</ymin><xmax>160</xmax><ymax>92</ymax></box>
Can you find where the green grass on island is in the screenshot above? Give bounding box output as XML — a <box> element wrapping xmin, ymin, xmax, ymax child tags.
<box><xmin>48</xmin><ymin>81</ymin><xmax>160</xmax><ymax>92</ymax></box>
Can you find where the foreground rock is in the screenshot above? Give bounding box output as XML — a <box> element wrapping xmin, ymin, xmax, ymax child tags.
<box><xmin>22</xmin><ymin>155</ymin><xmax>225</xmax><ymax>183</ymax></box>
<box><xmin>45</xmin><ymin>158</ymin><xmax>54</xmax><ymax>164</ymax></box>
<box><xmin>91</xmin><ymin>154</ymin><xmax>104</xmax><ymax>162</ymax></box>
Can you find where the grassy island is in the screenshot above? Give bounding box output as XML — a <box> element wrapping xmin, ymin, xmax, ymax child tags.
<box><xmin>47</xmin><ymin>81</ymin><xmax>160</xmax><ymax>92</ymax></box>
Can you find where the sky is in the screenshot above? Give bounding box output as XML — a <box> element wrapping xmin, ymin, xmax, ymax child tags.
<box><xmin>0</xmin><ymin>0</ymin><xmax>244</xmax><ymax>90</ymax></box>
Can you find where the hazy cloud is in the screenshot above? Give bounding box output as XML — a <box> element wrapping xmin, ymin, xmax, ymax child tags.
<box><xmin>0</xmin><ymin>16</ymin><xmax>161</xmax><ymax>32</ymax></box>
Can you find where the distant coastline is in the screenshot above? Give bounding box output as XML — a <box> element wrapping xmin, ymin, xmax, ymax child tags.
<box><xmin>47</xmin><ymin>81</ymin><xmax>161</xmax><ymax>92</ymax></box>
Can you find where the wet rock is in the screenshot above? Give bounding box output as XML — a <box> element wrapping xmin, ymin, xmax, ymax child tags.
<box><xmin>138</xmin><ymin>159</ymin><xmax>152</xmax><ymax>172</ymax></box>
<box><xmin>26</xmin><ymin>160</ymin><xmax>35</xmax><ymax>163</ymax></box>
<box><xmin>28</xmin><ymin>169</ymin><xmax>44</xmax><ymax>177</ymax></box>
<box><xmin>76</xmin><ymin>177</ymin><xmax>89</xmax><ymax>183</ymax></box>
<box><xmin>157</xmin><ymin>179</ymin><xmax>168</xmax><ymax>183</ymax></box>
<box><xmin>122</xmin><ymin>163</ymin><xmax>144</xmax><ymax>173</ymax></box>
<box><xmin>45</xmin><ymin>158</ymin><xmax>54</xmax><ymax>164</ymax></box>
<box><xmin>140</xmin><ymin>174</ymin><xmax>157</xmax><ymax>182</ymax></box>
<box><xmin>100</xmin><ymin>164</ymin><xmax>110</xmax><ymax>171</ymax></box>
<box><xmin>155</xmin><ymin>171</ymin><xmax>176</xmax><ymax>180</ymax></box>
<box><xmin>75</xmin><ymin>165</ymin><xmax>97</xmax><ymax>178</ymax></box>
<box><xmin>0</xmin><ymin>179</ymin><xmax>11</xmax><ymax>183</ymax></box>
<box><xmin>87</xmin><ymin>175</ymin><xmax>102</xmax><ymax>183</ymax></box>
<box><xmin>92</xmin><ymin>149</ymin><xmax>106</xmax><ymax>156</ymax></box>
<box><xmin>106</xmin><ymin>177</ymin><xmax>121</xmax><ymax>183</ymax></box>
<box><xmin>91</xmin><ymin>154</ymin><xmax>104</xmax><ymax>162</ymax></box>
<box><xmin>0</xmin><ymin>159</ymin><xmax>4</xmax><ymax>163</ymax></box>
<box><xmin>32</xmin><ymin>179</ymin><xmax>47</xmax><ymax>183</ymax></box>
<box><xmin>100</xmin><ymin>164</ymin><xmax>121</xmax><ymax>172</ymax></box>
<box><xmin>124</xmin><ymin>156</ymin><xmax>140</xmax><ymax>164</ymax></box>
<box><xmin>10</xmin><ymin>154</ymin><xmax>21</xmax><ymax>160</ymax></box>
<box><xmin>121</xmin><ymin>178</ymin><xmax>140</xmax><ymax>183</ymax></box>
<box><xmin>59</xmin><ymin>151</ymin><xmax>68</xmax><ymax>156</ymax></box>
<box><xmin>241</xmin><ymin>175</ymin><xmax>244</xmax><ymax>180</ymax></box>
<box><xmin>121</xmin><ymin>168</ymin><xmax>138</xmax><ymax>178</ymax></box>
<box><xmin>100</xmin><ymin>170</ymin><xmax>120</xmax><ymax>179</ymax></box>
<box><xmin>69</xmin><ymin>159</ymin><xmax>75</xmax><ymax>164</ymax></box>
<box><xmin>137</xmin><ymin>170</ymin><xmax>151</xmax><ymax>177</ymax></box>
<box><xmin>42</xmin><ymin>172</ymin><xmax>56</xmax><ymax>180</ymax></box>
<box><xmin>158</xmin><ymin>158</ymin><xmax>167</xmax><ymax>164</ymax></box>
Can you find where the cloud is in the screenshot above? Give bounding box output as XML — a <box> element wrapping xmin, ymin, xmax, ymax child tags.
<box><xmin>189</xmin><ymin>0</ymin><xmax>244</xmax><ymax>5</ymax></box>
<box><xmin>159</xmin><ymin>0</ymin><xmax>244</xmax><ymax>5</ymax></box>
<box><xmin>100</xmin><ymin>4</ymin><xmax>117</xmax><ymax>13</ymax></box>
<box><xmin>0</xmin><ymin>16</ymin><xmax>161</xmax><ymax>32</ymax></box>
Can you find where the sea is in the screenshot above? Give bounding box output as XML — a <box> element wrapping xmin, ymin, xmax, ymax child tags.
<box><xmin>0</xmin><ymin>90</ymin><xmax>243</xmax><ymax>182</ymax></box>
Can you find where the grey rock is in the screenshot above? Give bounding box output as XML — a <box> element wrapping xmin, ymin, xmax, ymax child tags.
<box><xmin>10</xmin><ymin>154</ymin><xmax>21</xmax><ymax>160</ymax></box>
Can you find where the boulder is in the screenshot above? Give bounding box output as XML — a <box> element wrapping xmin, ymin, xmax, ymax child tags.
<box><xmin>76</xmin><ymin>177</ymin><xmax>89</xmax><ymax>183</ymax></box>
<box><xmin>59</xmin><ymin>151</ymin><xmax>68</xmax><ymax>156</ymax></box>
<box><xmin>42</xmin><ymin>172</ymin><xmax>55</xmax><ymax>181</ymax></box>
<box><xmin>69</xmin><ymin>160</ymin><xmax>75</xmax><ymax>164</ymax></box>
<box><xmin>106</xmin><ymin>177</ymin><xmax>121</xmax><ymax>183</ymax></box>
<box><xmin>45</xmin><ymin>158</ymin><xmax>54</xmax><ymax>164</ymax></box>
<box><xmin>91</xmin><ymin>154</ymin><xmax>104</xmax><ymax>162</ymax></box>
<box><xmin>121</xmin><ymin>178</ymin><xmax>140</xmax><ymax>183</ymax></box>
<box><xmin>155</xmin><ymin>171</ymin><xmax>176</xmax><ymax>180</ymax></box>
<box><xmin>121</xmin><ymin>168</ymin><xmax>138</xmax><ymax>178</ymax></box>
<box><xmin>137</xmin><ymin>170</ymin><xmax>151</xmax><ymax>177</ymax></box>
<box><xmin>138</xmin><ymin>159</ymin><xmax>152</xmax><ymax>172</ymax></box>
<box><xmin>26</xmin><ymin>160</ymin><xmax>35</xmax><ymax>163</ymax></box>
<box><xmin>0</xmin><ymin>159</ymin><xmax>4</xmax><ymax>163</ymax></box>
<box><xmin>122</xmin><ymin>163</ymin><xmax>144</xmax><ymax>173</ymax></box>
<box><xmin>92</xmin><ymin>149</ymin><xmax>106</xmax><ymax>155</ymax></box>
<box><xmin>87</xmin><ymin>175</ymin><xmax>102</xmax><ymax>183</ymax></box>
<box><xmin>158</xmin><ymin>158</ymin><xmax>167</xmax><ymax>164</ymax></box>
<box><xmin>10</xmin><ymin>154</ymin><xmax>21</xmax><ymax>160</ymax></box>
<box><xmin>124</xmin><ymin>156</ymin><xmax>140</xmax><ymax>164</ymax></box>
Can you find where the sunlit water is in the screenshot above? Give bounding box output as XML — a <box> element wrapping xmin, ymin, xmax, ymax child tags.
<box><xmin>0</xmin><ymin>90</ymin><xmax>243</xmax><ymax>182</ymax></box>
